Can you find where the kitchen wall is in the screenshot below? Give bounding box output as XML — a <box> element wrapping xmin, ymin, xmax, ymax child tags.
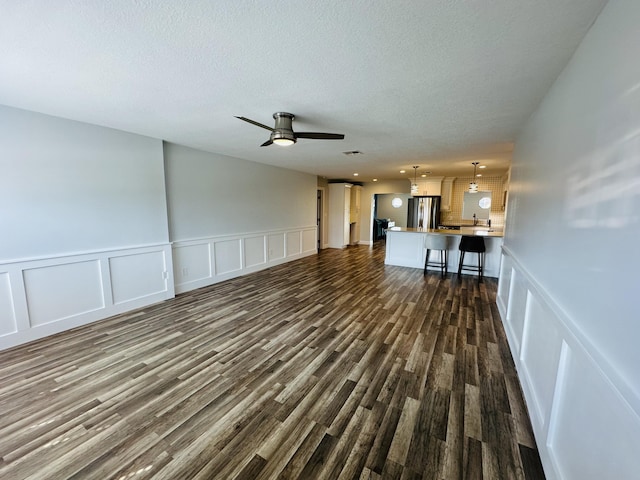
<box><xmin>498</xmin><ymin>0</ymin><xmax>640</xmax><ymax>477</ymax></box>
<box><xmin>375</xmin><ymin>193</ymin><xmax>411</xmax><ymax>227</ymax></box>
<box><xmin>358</xmin><ymin>180</ymin><xmax>410</xmax><ymax>244</ymax></box>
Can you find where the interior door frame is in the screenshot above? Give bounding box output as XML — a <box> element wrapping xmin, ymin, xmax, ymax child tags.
<box><xmin>317</xmin><ymin>187</ymin><xmax>326</xmax><ymax>250</ymax></box>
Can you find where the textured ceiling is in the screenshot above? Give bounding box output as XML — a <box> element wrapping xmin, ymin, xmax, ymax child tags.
<box><xmin>0</xmin><ymin>0</ymin><xmax>607</xmax><ymax>181</ymax></box>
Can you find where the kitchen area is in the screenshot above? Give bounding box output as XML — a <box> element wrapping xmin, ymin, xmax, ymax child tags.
<box><xmin>370</xmin><ymin>172</ymin><xmax>509</xmax><ymax>278</ymax></box>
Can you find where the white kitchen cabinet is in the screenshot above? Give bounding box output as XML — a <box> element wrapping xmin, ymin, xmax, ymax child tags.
<box><xmin>441</xmin><ymin>177</ymin><xmax>456</xmax><ymax>211</ymax></box>
<box><xmin>328</xmin><ymin>183</ymin><xmax>352</xmax><ymax>248</ymax></box>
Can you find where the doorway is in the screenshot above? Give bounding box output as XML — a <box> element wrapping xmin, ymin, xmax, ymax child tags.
<box><xmin>317</xmin><ymin>188</ymin><xmax>324</xmax><ymax>250</ymax></box>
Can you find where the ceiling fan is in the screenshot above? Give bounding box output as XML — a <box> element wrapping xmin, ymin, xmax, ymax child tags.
<box><xmin>235</xmin><ymin>112</ymin><xmax>345</xmax><ymax>147</ymax></box>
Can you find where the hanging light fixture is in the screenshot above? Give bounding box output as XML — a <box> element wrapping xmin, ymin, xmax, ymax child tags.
<box><xmin>469</xmin><ymin>162</ymin><xmax>479</xmax><ymax>193</ymax></box>
<box><xmin>411</xmin><ymin>166</ymin><xmax>419</xmax><ymax>195</ymax></box>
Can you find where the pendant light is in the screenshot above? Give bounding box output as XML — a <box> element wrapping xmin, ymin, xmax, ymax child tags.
<box><xmin>411</xmin><ymin>166</ymin><xmax>419</xmax><ymax>195</ymax></box>
<box><xmin>469</xmin><ymin>162</ymin><xmax>479</xmax><ymax>193</ymax></box>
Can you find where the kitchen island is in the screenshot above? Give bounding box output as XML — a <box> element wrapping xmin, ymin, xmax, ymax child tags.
<box><xmin>384</xmin><ymin>227</ymin><xmax>504</xmax><ymax>278</ymax></box>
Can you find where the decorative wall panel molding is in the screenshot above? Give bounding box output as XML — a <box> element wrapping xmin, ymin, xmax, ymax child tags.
<box><xmin>0</xmin><ymin>244</ymin><xmax>174</xmax><ymax>351</ymax></box>
<box><xmin>497</xmin><ymin>247</ymin><xmax>640</xmax><ymax>480</ymax></box>
<box><xmin>173</xmin><ymin>226</ymin><xmax>317</xmax><ymax>294</ymax></box>
<box><xmin>23</xmin><ymin>260</ymin><xmax>105</xmax><ymax>326</ymax></box>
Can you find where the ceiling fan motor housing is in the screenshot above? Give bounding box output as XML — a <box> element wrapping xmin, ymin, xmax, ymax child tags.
<box><xmin>272</xmin><ymin>112</ymin><xmax>296</xmax><ymax>143</ymax></box>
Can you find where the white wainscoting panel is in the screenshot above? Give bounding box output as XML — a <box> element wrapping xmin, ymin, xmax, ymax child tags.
<box><xmin>504</xmin><ymin>268</ymin><xmax>528</xmax><ymax>355</ymax></box>
<box><xmin>173</xmin><ymin>226</ymin><xmax>317</xmax><ymax>294</ymax></box>
<box><xmin>520</xmin><ymin>292</ymin><xmax>563</xmax><ymax>431</ymax></box>
<box><xmin>549</xmin><ymin>344</ymin><xmax>640</xmax><ymax>479</ymax></box>
<box><xmin>497</xmin><ymin>257</ymin><xmax>513</xmax><ymax>313</ymax></box>
<box><xmin>268</xmin><ymin>233</ymin><xmax>285</xmax><ymax>261</ymax></box>
<box><xmin>286</xmin><ymin>231</ymin><xmax>301</xmax><ymax>256</ymax></box>
<box><xmin>497</xmin><ymin>246</ymin><xmax>640</xmax><ymax>479</ymax></box>
<box><xmin>24</xmin><ymin>260</ymin><xmax>105</xmax><ymax>326</ymax></box>
<box><xmin>0</xmin><ymin>244</ymin><xmax>174</xmax><ymax>351</ymax></box>
<box><xmin>0</xmin><ymin>273</ymin><xmax>16</xmax><ymax>336</ymax></box>
<box><xmin>172</xmin><ymin>242</ymin><xmax>211</xmax><ymax>285</ymax></box>
<box><xmin>244</xmin><ymin>236</ymin><xmax>266</xmax><ymax>268</ymax></box>
<box><xmin>214</xmin><ymin>239</ymin><xmax>242</xmax><ymax>275</ymax></box>
<box><xmin>109</xmin><ymin>251</ymin><xmax>168</xmax><ymax>305</ymax></box>
<box><xmin>302</xmin><ymin>228</ymin><xmax>316</xmax><ymax>253</ymax></box>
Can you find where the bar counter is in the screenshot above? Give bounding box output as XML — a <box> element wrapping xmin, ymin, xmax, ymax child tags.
<box><xmin>384</xmin><ymin>227</ymin><xmax>504</xmax><ymax>278</ymax></box>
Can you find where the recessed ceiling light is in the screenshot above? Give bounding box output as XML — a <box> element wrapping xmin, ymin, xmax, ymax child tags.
<box><xmin>400</xmin><ymin>170</ymin><xmax>406</xmax><ymax>174</ymax></box>
<box><xmin>373</xmin><ymin>178</ymin><xmax>378</xmax><ymax>182</ymax></box>
<box><xmin>476</xmin><ymin>174</ymin><xmax>482</xmax><ymax>177</ymax></box>
<box><xmin>479</xmin><ymin>165</ymin><xmax>486</xmax><ymax>169</ymax></box>
<box><xmin>353</xmin><ymin>173</ymin><xmax>359</xmax><ymax>176</ymax></box>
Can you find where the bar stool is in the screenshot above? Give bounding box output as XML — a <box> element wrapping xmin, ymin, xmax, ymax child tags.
<box><xmin>424</xmin><ymin>234</ymin><xmax>448</xmax><ymax>276</ymax></box>
<box><xmin>457</xmin><ymin>235</ymin><xmax>486</xmax><ymax>281</ymax></box>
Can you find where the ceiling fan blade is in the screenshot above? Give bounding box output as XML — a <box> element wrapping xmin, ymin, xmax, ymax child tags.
<box><xmin>295</xmin><ymin>132</ymin><xmax>345</xmax><ymax>140</ymax></box>
<box><xmin>260</xmin><ymin>139</ymin><xmax>273</xmax><ymax>147</ymax></box>
<box><xmin>235</xmin><ymin>116</ymin><xmax>274</xmax><ymax>131</ymax></box>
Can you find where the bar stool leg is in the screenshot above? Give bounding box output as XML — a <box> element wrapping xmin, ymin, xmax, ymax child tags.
<box><xmin>458</xmin><ymin>251</ymin><xmax>465</xmax><ymax>276</ymax></box>
<box><xmin>444</xmin><ymin>249</ymin><xmax>448</xmax><ymax>275</ymax></box>
<box><xmin>423</xmin><ymin>248</ymin><xmax>431</xmax><ymax>275</ymax></box>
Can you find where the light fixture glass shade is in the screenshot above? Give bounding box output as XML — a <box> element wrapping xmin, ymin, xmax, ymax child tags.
<box><xmin>411</xmin><ymin>183</ymin><xmax>419</xmax><ymax>195</ymax></box>
<box><xmin>273</xmin><ymin>138</ymin><xmax>295</xmax><ymax>146</ymax></box>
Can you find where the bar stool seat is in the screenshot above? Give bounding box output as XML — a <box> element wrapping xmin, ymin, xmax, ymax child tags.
<box><xmin>457</xmin><ymin>235</ymin><xmax>486</xmax><ymax>281</ymax></box>
<box><xmin>424</xmin><ymin>234</ymin><xmax>448</xmax><ymax>276</ymax></box>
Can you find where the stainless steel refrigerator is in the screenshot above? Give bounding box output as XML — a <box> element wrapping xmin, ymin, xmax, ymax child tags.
<box><xmin>407</xmin><ymin>196</ymin><xmax>441</xmax><ymax>229</ymax></box>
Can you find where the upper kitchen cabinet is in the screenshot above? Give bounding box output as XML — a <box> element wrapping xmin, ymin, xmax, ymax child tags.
<box><xmin>350</xmin><ymin>185</ymin><xmax>361</xmax><ymax>224</ymax></box>
<box><xmin>440</xmin><ymin>177</ymin><xmax>456</xmax><ymax>211</ymax></box>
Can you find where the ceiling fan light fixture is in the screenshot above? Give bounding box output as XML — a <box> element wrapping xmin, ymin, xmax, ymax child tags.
<box><xmin>273</xmin><ymin>138</ymin><xmax>295</xmax><ymax>146</ymax></box>
<box><xmin>236</xmin><ymin>112</ymin><xmax>344</xmax><ymax>147</ymax></box>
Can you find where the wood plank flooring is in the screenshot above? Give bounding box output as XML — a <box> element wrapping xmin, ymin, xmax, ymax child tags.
<box><xmin>0</xmin><ymin>243</ymin><xmax>545</xmax><ymax>479</ymax></box>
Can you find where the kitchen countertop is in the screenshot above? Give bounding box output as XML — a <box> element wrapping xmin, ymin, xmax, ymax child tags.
<box><xmin>387</xmin><ymin>226</ymin><xmax>504</xmax><ymax>238</ymax></box>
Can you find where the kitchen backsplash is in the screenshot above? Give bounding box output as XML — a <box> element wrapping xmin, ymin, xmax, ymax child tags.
<box><xmin>441</xmin><ymin>175</ymin><xmax>506</xmax><ymax>227</ymax></box>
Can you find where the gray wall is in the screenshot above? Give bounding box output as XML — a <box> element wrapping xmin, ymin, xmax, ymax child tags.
<box><xmin>507</xmin><ymin>0</ymin><xmax>639</xmax><ymax>400</ymax></box>
<box><xmin>0</xmin><ymin>105</ymin><xmax>168</xmax><ymax>261</ymax></box>
<box><xmin>503</xmin><ymin>0</ymin><xmax>640</xmax><ymax>476</ymax></box>
<box><xmin>164</xmin><ymin>143</ymin><xmax>317</xmax><ymax>241</ymax></box>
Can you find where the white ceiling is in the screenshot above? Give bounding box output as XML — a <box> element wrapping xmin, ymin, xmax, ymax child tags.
<box><xmin>0</xmin><ymin>0</ymin><xmax>606</xmax><ymax>181</ymax></box>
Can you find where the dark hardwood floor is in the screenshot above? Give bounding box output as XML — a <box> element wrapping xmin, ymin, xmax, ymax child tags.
<box><xmin>0</xmin><ymin>243</ymin><xmax>545</xmax><ymax>479</ymax></box>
